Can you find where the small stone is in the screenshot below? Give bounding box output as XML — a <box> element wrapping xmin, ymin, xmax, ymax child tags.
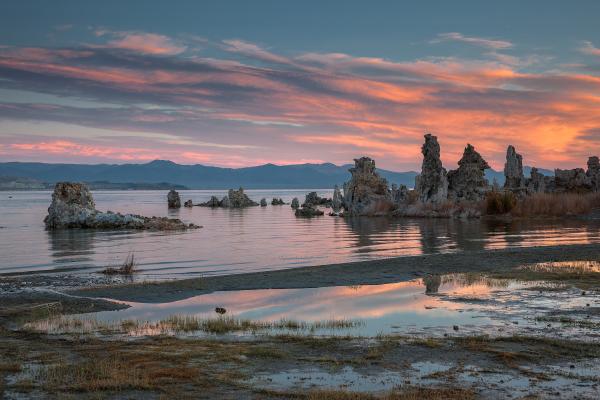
<box><xmin>453</xmin><ymin>325</ymin><xmax>459</xmax><ymax>331</ymax></box>
<box><xmin>260</xmin><ymin>198</ymin><xmax>267</xmax><ymax>207</ymax></box>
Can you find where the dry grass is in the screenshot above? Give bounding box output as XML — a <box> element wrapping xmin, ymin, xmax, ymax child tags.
<box><xmin>24</xmin><ymin>314</ymin><xmax>363</xmax><ymax>335</ymax></box>
<box><xmin>510</xmin><ymin>192</ymin><xmax>600</xmax><ymax>217</ymax></box>
<box><xmin>39</xmin><ymin>356</ymin><xmax>153</xmax><ymax>391</ymax></box>
<box><xmin>488</xmin><ymin>261</ymin><xmax>600</xmax><ymax>290</ymax></box>
<box><xmin>101</xmin><ymin>253</ymin><xmax>136</xmax><ymax>275</ymax></box>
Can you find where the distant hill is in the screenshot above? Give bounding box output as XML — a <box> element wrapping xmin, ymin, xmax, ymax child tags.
<box><xmin>0</xmin><ymin>160</ymin><xmax>418</xmax><ymax>189</ymax></box>
<box><xmin>0</xmin><ymin>160</ymin><xmax>554</xmax><ymax>190</ymax></box>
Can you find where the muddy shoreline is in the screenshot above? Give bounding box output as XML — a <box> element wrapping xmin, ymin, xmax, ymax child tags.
<box><xmin>70</xmin><ymin>243</ymin><xmax>600</xmax><ymax>303</ymax></box>
<box><xmin>3</xmin><ymin>244</ymin><xmax>600</xmax><ymax>399</ymax></box>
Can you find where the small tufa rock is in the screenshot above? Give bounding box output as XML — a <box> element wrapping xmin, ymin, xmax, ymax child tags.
<box><xmin>226</xmin><ymin>187</ymin><xmax>259</xmax><ymax>207</ymax></box>
<box><xmin>215</xmin><ymin>307</ymin><xmax>227</xmax><ymax>315</ymax></box>
<box><xmin>303</xmin><ymin>191</ymin><xmax>329</xmax><ymax>207</ymax></box>
<box><xmin>200</xmin><ymin>196</ymin><xmax>221</xmax><ymax>207</ymax></box>
<box><xmin>198</xmin><ymin>188</ymin><xmax>258</xmax><ymax>208</ymax></box>
<box><xmin>291</xmin><ymin>197</ymin><xmax>300</xmax><ymax>209</ymax></box>
<box><xmin>260</xmin><ymin>198</ymin><xmax>267</xmax><ymax>207</ymax></box>
<box><xmin>167</xmin><ymin>190</ymin><xmax>181</xmax><ymax>209</ymax></box>
<box><xmin>271</xmin><ymin>198</ymin><xmax>285</xmax><ymax>205</ymax></box>
<box><xmin>184</xmin><ymin>199</ymin><xmax>194</xmax><ymax>208</ymax></box>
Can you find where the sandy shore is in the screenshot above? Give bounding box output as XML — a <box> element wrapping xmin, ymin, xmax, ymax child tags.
<box><xmin>72</xmin><ymin>243</ymin><xmax>600</xmax><ymax>303</ymax></box>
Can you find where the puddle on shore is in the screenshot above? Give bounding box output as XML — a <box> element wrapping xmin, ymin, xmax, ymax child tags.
<box><xmin>52</xmin><ymin>264</ymin><xmax>600</xmax><ymax>339</ymax></box>
<box><xmin>249</xmin><ymin>359</ymin><xmax>600</xmax><ymax>398</ymax></box>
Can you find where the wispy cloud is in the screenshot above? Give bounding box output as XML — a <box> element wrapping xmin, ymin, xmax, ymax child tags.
<box><xmin>431</xmin><ymin>32</ymin><xmax>513</xmax><ymax>50</ymax></box>
<box><xmin>580</xmin><ymin>41</ymin><xmax>600</xmax><ymax>56</ymax></box>
<box><xmin>95</xmin><ymin>30</ymin><xmax>187</xmax><ymax>55</ymax></box>
<box><xmin>222</xmin><ymin>39</ymin><xmax>292</xmax><ymax>65</ymax></box>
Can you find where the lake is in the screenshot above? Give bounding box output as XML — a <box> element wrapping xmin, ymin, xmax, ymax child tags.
<box><xmin>2</xmin><ymin>189</ymin><xmax>600</xmax><ymax>278</ymax></box>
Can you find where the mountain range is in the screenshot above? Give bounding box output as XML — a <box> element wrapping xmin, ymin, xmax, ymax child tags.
<box><xmin>0</xmin><ymin>160</ymin><xmax>553</xmax><ymax>190</ymax></box>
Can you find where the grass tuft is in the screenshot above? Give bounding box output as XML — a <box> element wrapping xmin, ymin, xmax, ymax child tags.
<box><xmin>101</xmin><ymin>253</ymin><xmax>136</xmax><ymax>275</ymax></box>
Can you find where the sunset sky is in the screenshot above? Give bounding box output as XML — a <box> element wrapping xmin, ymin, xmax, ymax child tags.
<box><xmin>0</xmin><ymin>1</ymin><xmax>599</xmax><ymax>171</ymax></box>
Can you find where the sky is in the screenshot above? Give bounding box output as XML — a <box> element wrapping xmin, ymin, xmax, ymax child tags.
<box><xmin>0</xmin><ymin>1</ymin><xmax>599</xmax><ymax>171</ymax></box>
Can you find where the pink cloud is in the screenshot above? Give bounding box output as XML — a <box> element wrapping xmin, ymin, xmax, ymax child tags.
<box><xmin>580</xmin><ymin>41</ymin><xmax>600</xmax><ymax>57</ymax></box>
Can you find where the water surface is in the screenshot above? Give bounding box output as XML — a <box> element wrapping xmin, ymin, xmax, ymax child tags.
<box><xmin>2</xmin><ymin>190</ymin><xmax>600</xmax><ymax>277</ymax></box>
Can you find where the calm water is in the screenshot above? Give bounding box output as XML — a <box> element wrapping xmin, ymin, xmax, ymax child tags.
<box><xmin>71</xmin><ymin>271</ymin><xmax>600</xmax><ymax>339</ymax></box>
<box><xmin>2</xmin><ymin>190</ymin><xmax>600</xmax><ymax>277</ymax></box>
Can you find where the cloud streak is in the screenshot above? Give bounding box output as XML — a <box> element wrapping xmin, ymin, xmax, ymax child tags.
<box><xmin>580</xmin><ymin>41</ymin><xmax>600</xmax><ymax>57</ymax></box>
<box><xmin>431</xmin><ymin>32</ymin><xmax>513</xmax><ymax>50</ymax></box>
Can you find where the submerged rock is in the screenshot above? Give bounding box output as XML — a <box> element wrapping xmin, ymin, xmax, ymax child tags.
<box><xmin>167</xmin><ymin>190</ymin><xmax>181</xmax><ymax>209</ymax></box>
<box><xmin>447</xmin><ymin>144</ymin><xmax>490</xmax><ymax>202</ymax></box>
<box><xmin>184</xmin><ymin>199</ymin><xmax>194</xmax><ymax>208</ymax></box>
<box><xmin>271</xmin><ymin>198</ymin><xmax>285</xmax><ymax>205</ymax></box>
<box><xmin>260</xmin><ymin>198</ymin><xmax>267</xmax><ymax>207</ymax></box>
<box><xmin>415</xmin><ymin>134</ymin><xmax>448</xmax><ymax>203</ymax></box>
<box><xmin>294</xmin><ymin>205</ymin><xmax>324</xmax><ymax>217</ymax></box>
<box><xmin>504</xmin><ymin>145</ymin><xmax>526</xmax><ymax>191</ymax></box>
<box><xmin>44</xmin><ymin>182</ymin><xmax>197</xmax><ymax>231</ymax></box>
<box><xmin>291</xmin><ymin>197</ymin><xmax>300</xmax><ymax>209</ymax></box>
<box><xmin>342</xmin><ymin>157</ymin><xmax>393</xmax><ymax>216</ymax></box>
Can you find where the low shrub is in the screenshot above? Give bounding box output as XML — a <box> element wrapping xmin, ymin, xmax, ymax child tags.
<box><xmin>485</xmin><ymin>191</ymin><xmax>516</xmax><ymax>215</ymax></box>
